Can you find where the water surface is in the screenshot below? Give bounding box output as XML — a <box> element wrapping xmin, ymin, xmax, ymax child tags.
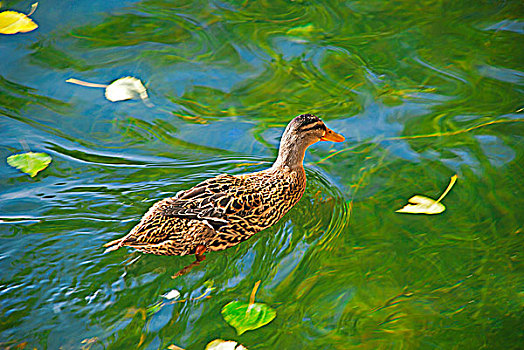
<box><xmin>1</xmin><ymin>0</ymin><xmax>523</xmax><ymax>349</ymax></box>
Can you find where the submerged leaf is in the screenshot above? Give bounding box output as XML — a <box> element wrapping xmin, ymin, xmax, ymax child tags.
<box><xmin>80</xmin><ymin>337</ymin><xmax>99</xmax><ymax>350</ymax></box>
<box><xmin>206</xmin><ymin>339</ymin><xmax>247</xmax><ymax>350</ymax></box>
<box><xmin>0</xmin><ymin>10</ymin><xmax>37</xmax><ymax>34</ymax></box>
<box><xmin>221</xmin><ymin>301</ymin><xmax>276</xmax><ymax>335</ymax></box>
<box><xmin>395</xmin><ymin>195</ymin><xmax>445</xmax><ymax>214</ymax></box>
<box><xmin>146</xmin><ymin>301</ymin><xmax>164</xmax><ymax>316</ymax></box>
<box><xmin>7</xmin><ymin>152</ymin><xmax>52</xmax><ymax>177</ymax></box>
<box><xmin>105</xmin><ymin>76</ymin><xmax>151</xmax><ymax>105</ymax></box>
<box><xmin>286</xmin><ymin>23</ymin><xmax>315</xmax><ymax>36</ymax></box>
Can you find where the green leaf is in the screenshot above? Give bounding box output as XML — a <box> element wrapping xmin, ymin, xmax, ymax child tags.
<box><xmin>221</xmin><ymin>301</ymin><xmax>276</xmax><ymax>335</ymax></box>
<box><xmin>7</xmin><ymin>152</ymin><xmax>52</xmax><ymax>177</ymax></box>
<box><xmin>286</xmin><ymin>24</ymin><xmax>315</xmax><ymax>37</ymax></box>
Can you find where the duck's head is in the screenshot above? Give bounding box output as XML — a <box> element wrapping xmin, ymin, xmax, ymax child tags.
<box><xmin>273</xmin><ymin>114</ymin><xmax>345</xmax><ymax>168</ymax></box>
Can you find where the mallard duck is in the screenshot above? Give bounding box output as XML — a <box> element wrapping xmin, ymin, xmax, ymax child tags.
<box><xmin>104</xmin><ymin>114</ymin><xmax>344</xmax><ymax>263</ymax></box>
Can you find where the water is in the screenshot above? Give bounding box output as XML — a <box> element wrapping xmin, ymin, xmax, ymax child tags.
<box><xmin>1</xmin><ymin>0</ymin><xmax>523</xmax><ymax>349</ymax></box>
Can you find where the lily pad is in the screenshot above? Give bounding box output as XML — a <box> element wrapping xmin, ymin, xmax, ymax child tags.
<box><xmin>7</xmin><ymin>152</ymin><xmax>52</xmax><ymax>177</ymax></box>
<box><xmin>221</xmin><ymin>301</ymin><xmax>276</xmax><ymax>335</ymax></box>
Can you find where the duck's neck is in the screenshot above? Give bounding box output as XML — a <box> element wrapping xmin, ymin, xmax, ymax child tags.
<box><xmin>272</xmin><ymin>134</ymin><xmax>309</xmax><ymax>170</ymax></box>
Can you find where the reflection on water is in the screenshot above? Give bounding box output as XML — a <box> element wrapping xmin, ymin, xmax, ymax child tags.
<box><xmin>1</xmin><ymin>0</ymin><xmax>523</xmax><ymax>349</ymax></box>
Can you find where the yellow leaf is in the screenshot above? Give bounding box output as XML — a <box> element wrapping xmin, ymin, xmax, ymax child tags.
<box><xmin>396</xmin><ymin>175</ymin><xmax>457</xmax><ymax>215</ymax></box>
<box><xmin>0</xmin><ymin>10</ymin><xmax>38</xmax><ymax>34</ymax></box>
<box><xmin>7</xmin><ymin>152</ymin><xmax>52</xmax><ymax>177</ymax></box>
<box><xmin>395</xmin><ymin>195</ymin><xmax>446</xmax><ymax>214</ymax></box>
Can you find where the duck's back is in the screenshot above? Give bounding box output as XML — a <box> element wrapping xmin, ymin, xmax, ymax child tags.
<box><xmin>121</xmin><ymin>166</ymin><xmax>306</xmax><ymax>255</ymax></box>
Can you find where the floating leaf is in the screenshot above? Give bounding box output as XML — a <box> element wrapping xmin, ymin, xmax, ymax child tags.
<box><xmin>66</xmin><ymin>76</ymin><xmax>151</xmax><ymax>106</ymax></box>
<box><xmin>221</xmin><ymin>280</ymin><xmax>276</xmax><ymax>335</ymax></box>
<box><xmin>221</xmin><ymin>301</ymin><xmax>276</xmax><ymax>335</ymax></box>
<box><xmin>7</xmin><ymin>152</ymin><xmax>52</xmax><ymax>177</ymax></box>
<box><xmin>395</xmin><ymin>195</ymin><xmax>446</xmax><ymax>214</ymax></box>
<box><xmin>105</xmin><ymin>76</ymin><xmax>150</xmax><ymax>105</ymax></box>
<box><xmin>162</xmin><ymin>289</ymin><xmax>181</xmax><ymax>300</ymax></box>
<box><xmin>66</xmin><ymin>78</ymin><xmax>107</xmax><ymax>88</ymax></box>
<box><xmin>206</xmin><ymin>339</ymin><xmax>247</xmax><ymax>350</ymax></box>
<box><xmin>0</xmin><ymin>10</ymin><xmax>37</xmax><ymax>34</ymax></box>
<box><xmin>167</xmin><ymin>345</ymin><xmax>185</xmax><ymax>350</ymax></box>
<box><xmin>0</xmin><ymin>3</ymin><xmax>38</xmax><ymax>34</ymax></box>
<box><xmin>396</xmin><ymin>175</ymin><xmax>458</xmax><ymax>215</ymax></box>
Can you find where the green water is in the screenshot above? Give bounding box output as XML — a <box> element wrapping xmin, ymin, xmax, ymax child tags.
<box><xmin>1</xmin><ymin>0</ymin><xmax>523</xmax><ymax>349</ymax></box>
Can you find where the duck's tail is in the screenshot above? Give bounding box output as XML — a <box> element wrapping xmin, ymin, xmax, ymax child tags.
<box><xmin>103</xmin><ymin>238</ymin><xmax>124</xmax><ymax>254</ymax></box>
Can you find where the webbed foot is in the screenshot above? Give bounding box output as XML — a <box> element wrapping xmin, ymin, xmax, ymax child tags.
<box><xmin>171</xmin><ymin>245</ymin><xmax>207</xmax><ymax>278</ymax></box>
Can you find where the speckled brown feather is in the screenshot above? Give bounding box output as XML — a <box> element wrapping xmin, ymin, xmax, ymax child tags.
<box><xmin>104</xmin><ymin>168</ymin><xmax>305</xmax><ymax>255</ymax></box>
<box><xmin>103</xmin><ymin>114</ymin><xmax>344</xmax><ymax>257</ymax></box>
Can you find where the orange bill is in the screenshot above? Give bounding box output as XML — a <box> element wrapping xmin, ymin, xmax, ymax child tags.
<box><xmin>320</xmin><ymin>127</ymin><xmax>345</xmax><ymax>142</ymax></box>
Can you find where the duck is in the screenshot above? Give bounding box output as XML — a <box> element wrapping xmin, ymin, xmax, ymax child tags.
<box><xmin>103</xmin><ymin>114</ymin><xmax>344</xmax><ymax>271</ymax></box>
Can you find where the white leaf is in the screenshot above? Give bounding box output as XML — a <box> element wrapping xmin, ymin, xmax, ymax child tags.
<box><xmin>162</xmin><ymin>289</ymin><xmax>181</xmax><ymax>300</ymax></box>
<box><xmin>206</xmin><ymin>339</ymin><xmax>247</xmax><ymax>350</ymax></box>
<box><xmin>104</xmin><ymin>76</ymin><xmax>151</xmax><ymax>105</ymax></box>
<box><xmin>395</xmin><ymin>195</ymin><xmax>445</xmax><ymax>214</ymax></box>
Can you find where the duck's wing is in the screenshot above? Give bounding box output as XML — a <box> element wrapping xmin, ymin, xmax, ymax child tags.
<box><xmin>159</xmin><ymin>174</ymin><xmax>263</xmax><ymax>230</ymax></box>
<box><xmin>112</xmin><ymin>169</ymin><xmax>298</xmax><ymax>253</ymax></box>
<box><xmin>109</xmin><ymin>174</ymin><xmax>268</xmax><ymax>252</ymax></box>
